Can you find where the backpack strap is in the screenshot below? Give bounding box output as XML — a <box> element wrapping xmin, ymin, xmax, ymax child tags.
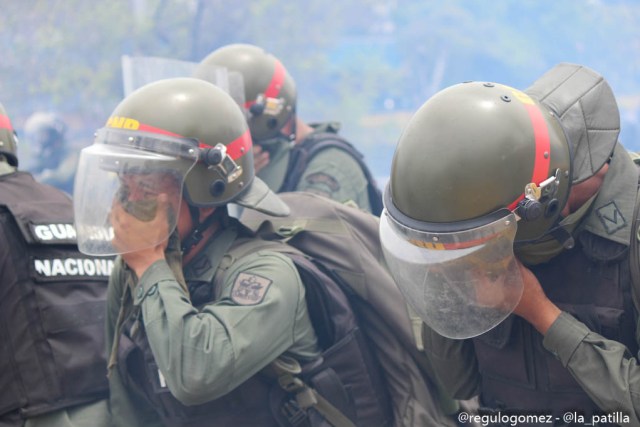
<box><xmin>271</xmin><ymin>356</ymin><xmax>357</xmax><ymax>427</ymax></box>
<box><xmin>281</xmin><ymin>128</ymin><xmax>384</xmax><ymax>215</ymax></box>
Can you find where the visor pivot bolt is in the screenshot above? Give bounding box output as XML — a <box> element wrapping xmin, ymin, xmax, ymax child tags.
<box><xmin>249</xmin><ymin>102</ymin><xmax>265</xmax><ymax>116</ymax></box>
<box><xmin>516</xmin><ymin>198</ymin><xmax>543</xmax><ymax>221</ymax></box>
<box><xmin>209</xmin><ymin>179</ymin><xmax>226</xmax><ymax>197</ymax></box>
<box><xmin>204</xmin><ymin>148</ymin><xmax>223</xmax><ymax>166</ymax></box>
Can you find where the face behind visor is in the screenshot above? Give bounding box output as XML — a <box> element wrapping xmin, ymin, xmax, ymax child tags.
<box><xmin>196</xmin><ymin>43</ymin><xmax>298</xmax><ymax>146</ymax></box>
<box><xmin>74</xmin><ymin>78</ymin><xmax>289</xmax><ymax>256</ymax></box>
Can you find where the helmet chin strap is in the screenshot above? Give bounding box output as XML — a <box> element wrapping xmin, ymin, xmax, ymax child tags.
<box><xmin>180</xmin><ymin>205</ymin><xmax>227</xmax><ymax>255</ymax></box>
<box><xmin>548</xmin><ymin>225</ymin><xmax>576</xmax><ymax>249</ymax></box>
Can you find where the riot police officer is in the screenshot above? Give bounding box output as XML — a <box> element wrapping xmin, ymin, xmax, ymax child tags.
<box><xmin>73</xmin><ymin>78</ymin><xmax>333</xmax><ymax>426</ymax></box>
<box><xmin>197</xmin><ymin>43</ymin><xmax>383</xmax><ymax>215</ymax></box>
<box><xmin>380</xmin><ymin>64</ymin><xmax>640</xmax><ymax>426</ymax></box>
<box><xmin>0</xmin><ymin>102</ymin><xmax>111</xmax><ymax>427</ymax></box>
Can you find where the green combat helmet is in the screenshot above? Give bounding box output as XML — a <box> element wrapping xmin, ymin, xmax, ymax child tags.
<box><xmin>0</xmin><ymin>102</ymin><xmax>19</xmax><ymax>166</ymax></box>
<box><xmin>74</xmin><ymin>77</ymin><xmax>289</xmax><ymax>256</ymax></box>
<box><xmin>379</xmin><ymin>82</ymin><xmax>572</xmax><ymax>339</ymax></box>
<box><xmin>386</xmin><ymin>81</ymin><xmax>571</xmax><ymax>242</ymax></box>
<box><xmin>197</xmin><ymin>44</ymin><xmax>297</xmax><ymax>147</ymax></box>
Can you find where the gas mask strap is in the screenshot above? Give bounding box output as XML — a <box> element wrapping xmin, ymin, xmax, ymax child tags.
<box><xmin>181</xmin><ymin>207</ymin><xmax>226</xmax><ymax>255</ymax></box>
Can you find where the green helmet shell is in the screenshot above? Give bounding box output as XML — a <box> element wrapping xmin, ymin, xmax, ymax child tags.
<box><xmin>106</xmin><ymin>77</ymin><xmax>254</xmax><ymax>207</ymax></box>
<box><xmin>0</xmin><ymin>102</ymin><xmax>19</xmax><ymax>166</ymax></box>
<box><xmin>198</xmin><ymin>44</ymin><xmax>296</xmax><ymax>142</ymax></box>
<box><xmin>387</xmin><ymin>82</ymin><xmax>572</xmax><ymax>242</ymax></box>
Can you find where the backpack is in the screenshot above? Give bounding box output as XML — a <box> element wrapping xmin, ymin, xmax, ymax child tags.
<box><xmin>235</xmin><ymin>191</ymin><xmax>459</xmax><ymax>427</ymax></box>
<box><xmin>627</xmin><ymin>153</ymin><xmax>640</xmax><ymax>314</ymax></box>
<box><xmin>280</xmin><ymin>122</ymin><xmax>384</xmax><ymax>216</ymax></box>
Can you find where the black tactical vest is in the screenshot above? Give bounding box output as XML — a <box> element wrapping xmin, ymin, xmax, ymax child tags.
<box><xmin>0</xmin><ymin>172</ymin><xmax>112</xmax><ymax>422</ymax></box>
<box><xmin>473</xmin><ymin>231</ymin><xmax>637</xmax><ymax>426</ymax></box>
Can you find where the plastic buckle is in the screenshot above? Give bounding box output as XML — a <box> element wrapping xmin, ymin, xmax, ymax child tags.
<box><xmin>282</xmin><ymin>399</ymin><xmax>308</xmax><ymax>427</ymax></box>
<box><xmin>296</xmin><ymin>387</ymin><xmax>318</xmax><ymax>409</ymax></box>
<box><xmin>278</xmin><ymin>374</ymin><xmax>305</xmax><ymax>393</ymax></box>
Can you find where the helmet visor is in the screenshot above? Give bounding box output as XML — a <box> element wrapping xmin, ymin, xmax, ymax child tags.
<box><xmin>380</xmin><ymin>211</ymin><xmax>523</xmax><ymax>339</ymax></box>
<box><xmin>74</xmin><ymin>129</ymin><xmax>198</xmax><ymax>256</ymax></box>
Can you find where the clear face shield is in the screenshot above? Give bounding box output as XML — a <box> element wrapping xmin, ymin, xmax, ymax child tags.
<box><xmin>380</xmin><ymin>211</ymin><xmax>524</xmax><ymax>339</ymax></box>
<box><xmin>74</xmin><ymin>128</ymin><xmax>199</xmax><ymax>256</ymax></box>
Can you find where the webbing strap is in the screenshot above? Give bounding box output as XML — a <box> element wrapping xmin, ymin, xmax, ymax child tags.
<box><xmin>272</xmin><ymin>357</ymin><xmax>357</xmax><ymax>427</ymax></box>
<box><xmin>406</xmin><ymin>304</ymin><xmax>425</xmax><ymax>352</ymax></box>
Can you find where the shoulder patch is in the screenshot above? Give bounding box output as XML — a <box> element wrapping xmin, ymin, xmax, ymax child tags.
<box><xmin>305</xmin><ymin>172</ymin><xmax>340</xmax><ymax>192</ymax></box>
<box><xmin>596</xmin><ymin>201</ymin><xmax>626</xmax><ymax>235</ymax></box>
<box><xmin>231</xmin><ymin>272</ymin><xmax>273</xmax><ymax>305</ymax></box>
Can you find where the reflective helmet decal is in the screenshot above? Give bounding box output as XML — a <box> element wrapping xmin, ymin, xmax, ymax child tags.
<box><xmin>107</xmin><ymin>116</ymin><xmax>183</xmax><ymax>138</ymax></box>
<box><xmin>505</xmin><ymin>88</ymin><xmax>551</xmax><ymax>211</ymax></box>
<box><xmin>409</xmin><ymin>232</ymin><xmax>499</xmax><ymax>251</ymax></box>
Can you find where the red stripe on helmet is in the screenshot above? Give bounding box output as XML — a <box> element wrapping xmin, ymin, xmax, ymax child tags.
<box><xmin>506</xmin><ymin>103</ymin><xmax>551</xmax><ymax>211</ymax></box>
<box><xmin>264</xmin><ymin>59</ymin><xmax>286</xmax><ymax>98</ymax></box>
<box><xmin>243</xmin><ymin>59</ymin><xmax>286</xmax><ymax>109</ymax></box>
<box><xmin>137</xmin><ymin>123</ymin><xmax>183</xmax><ymax>138</ymax></box>
<box><xmin>0</xmin><ymin>114</ymin><xmax>13</xmax><ymax>131</ymax></box>
<box><xmin>127</xmin><ymin>120</ymin><xmax>250</xmax><ymax>161</ymax></box>
<box><xmin>200</xmin><ymin>129</ymin><xmax>251</xmax><ymax>161</ymax></box>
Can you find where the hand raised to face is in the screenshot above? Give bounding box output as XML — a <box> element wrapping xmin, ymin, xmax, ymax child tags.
<box><xmin>110</xmin><ymin>192</ymin><xmax>172</xmax><ymax>278</ymax></box>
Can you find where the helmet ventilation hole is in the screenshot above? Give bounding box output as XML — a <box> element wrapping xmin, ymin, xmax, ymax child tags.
<box><xmin>545</xmin><ymin>199</ymin><xmax>559</xmax><ymax>218</ymax></box>
<box><xmin>210</xmin><ymin>180</ymin><xmax>226</xmax><ymax>197</ymax></box>
<box><xmin>266</xmin><ymin>118</ymin><xmax>278</xmax><ymax>129</ymax></box>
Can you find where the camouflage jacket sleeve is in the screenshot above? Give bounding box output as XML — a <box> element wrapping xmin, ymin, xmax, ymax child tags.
<box><xmin>130</xmin><ymin>250</ymin><xmax>319</xmax><ymax>406</ymax></box>
<box><xmin>543</xmin><ymin>312</ymin><xmax>640</xmax><ymax>426</ymax></box>
<box><xmin>295</xmin><ymin>146</ymin><xmax>373</xmax><ymax>213</ymax></box>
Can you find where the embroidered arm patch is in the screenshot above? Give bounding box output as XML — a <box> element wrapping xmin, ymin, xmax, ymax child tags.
<box><xmin>231</xmin><ymin>272</ymin><xmax>273</xmax><ymax>305</ymax></box>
